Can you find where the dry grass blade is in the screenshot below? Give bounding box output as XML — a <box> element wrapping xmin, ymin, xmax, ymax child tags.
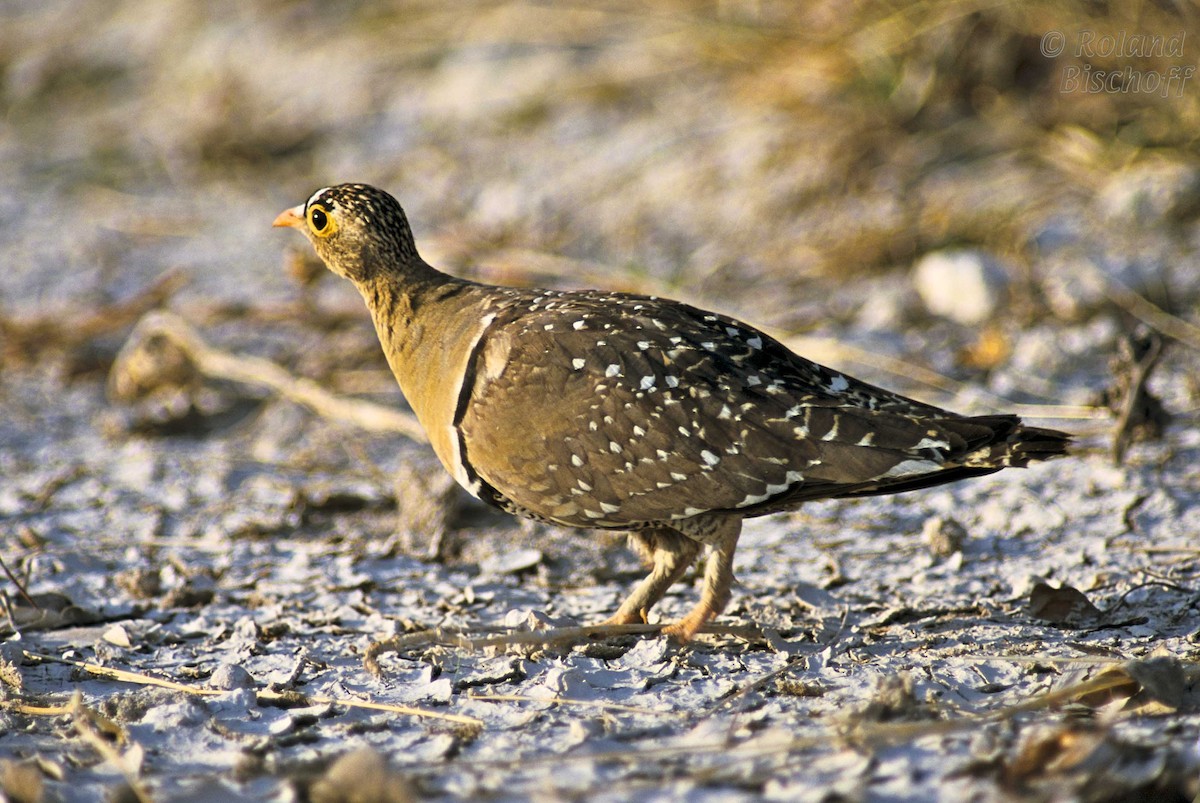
<box><xmin>110</xmin><ymin>311</ymin><xmax>427</xmax><ymax>441</ymax></box>
<box><xmin>20</xmin><ymin>651</ymin><xmax>482</xmax><ymax>727</ymax></box>
<box><xmin>466</xmin><ymin>692</ymin><xmax>683</xmax><ymax>717</ymax></box>
<box><xmin>5</xmin><ymin>701</ymin><xmax>74</xmax><ymax>716</ymax></box>
<box><xmin>1086</xmin><ymin>264</ymin><xmax>1200</xmax><ymax>352</ymax></box>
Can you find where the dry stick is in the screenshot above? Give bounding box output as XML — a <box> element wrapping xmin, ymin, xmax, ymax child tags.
<box><xmin>1112</xmin><ymin>330</ymin><xmax>1164</xmax><ymax>464</ymax></box>
<box><xmin>0</xmin><ymin>554</ymin><xmax>39</xmax><ymax>611</ymax></box>
<box><xmin>124</xmin><ymin>311</ymin><xmax>427</xmax><ymax>441</ymax></box>
<box><xmin>364</xmin><ymin>622</ymin><xmax>766</xmax><ymax>676</ymax></box>
<box><xmin>20</xmin><ymin>650</ymin><xmax>482</xmax><ymax>728</ymax></box>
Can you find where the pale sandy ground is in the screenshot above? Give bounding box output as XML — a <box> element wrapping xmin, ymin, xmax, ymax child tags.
<box><xmin>2</xmin><ymin>2</ymin><xmax>1199</xmax><ymax>801</ymax></box>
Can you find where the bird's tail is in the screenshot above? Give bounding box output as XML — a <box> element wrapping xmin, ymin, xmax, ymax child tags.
<box><xmin>837</xmin><ymin>416</ymin><xmax>1071</xmax><ymax>500</ymax></box>
<box><xmin>960</xmin><ymin>416</ymin><xmax>1072</xmax><ymax>469</ymax></box>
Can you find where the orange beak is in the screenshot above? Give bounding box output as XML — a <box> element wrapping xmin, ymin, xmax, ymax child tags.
<box><xmin>272</xmin><ymin>205</ymin><xmax>304</xmax><ymax>228</ymax></box>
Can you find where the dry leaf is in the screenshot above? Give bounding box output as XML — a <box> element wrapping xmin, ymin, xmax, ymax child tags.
<box><xmin>1028</xmin><ymin>582</ymin><xmax>1102</xmax><ymax>626</ymax></box>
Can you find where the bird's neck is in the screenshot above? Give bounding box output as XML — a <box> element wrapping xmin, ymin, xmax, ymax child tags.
<box><xmin>357</xmin><ymin>262</ymin><xmax>497</xmax><ymax>485</ymax></box>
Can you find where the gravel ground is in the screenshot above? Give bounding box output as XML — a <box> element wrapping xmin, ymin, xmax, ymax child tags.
<box><xmin>2</xmin><ymin>2</ymin><xmax>1200</xmax><ymax>801</ymax></box>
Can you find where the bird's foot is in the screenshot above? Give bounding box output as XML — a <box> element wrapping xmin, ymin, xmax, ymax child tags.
<box><xmin>596</xmin><ymin>609</ymin><xmax>648</xmax><ymax>628</ymax></box>
<box><xmin>661</xmin><ymin>606</ymin><xmax>714</xmax><ymax>644</ymax></box>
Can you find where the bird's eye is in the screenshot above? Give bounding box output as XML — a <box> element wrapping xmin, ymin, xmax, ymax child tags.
<box><xmin>307</xmin><ymin>204</ymin><xmax>336</xmax><ymax>237</ymax></box>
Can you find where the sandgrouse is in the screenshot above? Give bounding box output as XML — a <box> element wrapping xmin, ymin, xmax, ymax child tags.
<box><xmin>274</xmin><ymin>184</ymin><xmax>1070</xmax><ymax>642</ymax></box>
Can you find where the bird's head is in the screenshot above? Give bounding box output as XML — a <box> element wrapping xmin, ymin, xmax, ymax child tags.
<box><xmin>273</xmin><ymin>183</ymin><xmax>420</xmax><ymax>283</ymax></box>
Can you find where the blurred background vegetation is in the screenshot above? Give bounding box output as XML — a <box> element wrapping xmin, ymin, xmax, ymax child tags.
<box><xmin>2</xmin><ymin>0</ymin><xmax>1197</xmax><ymax>373</ymax></box>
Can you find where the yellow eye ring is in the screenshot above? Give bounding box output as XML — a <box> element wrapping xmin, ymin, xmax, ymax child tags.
<box><xmin>307</xmin><ymin>204</ymin><xmax>337</xmax><ymax>238</ymax></box>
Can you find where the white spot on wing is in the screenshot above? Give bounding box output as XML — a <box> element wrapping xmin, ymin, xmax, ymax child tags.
<box><xmin>829</xmin><ymin>374</ymin><xmax>850</xmax><ymax>392</ymax></box>
<box><xmin>606</xmin><ymin>364</ymin><xmax>620</xmax><ymax>377</ymax></box>
<box><xmin>880</xmin><ymin>459</ymin><xmax>941</xmax><ymax>478</ymax></box>
<box><xmin>572</xmin><ymin>358</ymin><xmax>586</xmax><ymax>370</ymax></box>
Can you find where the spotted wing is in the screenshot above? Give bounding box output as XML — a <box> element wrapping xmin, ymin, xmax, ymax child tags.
<box><xmin>457</xmin><ymin>291</ymin><xmax>1025</xmax><ymax>528</ymax></box>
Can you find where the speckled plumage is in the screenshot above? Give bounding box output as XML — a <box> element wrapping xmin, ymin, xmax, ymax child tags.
<box><xmin>275</xmin><ymin>183</ymin><xmax>1071</xmax><ymax>641</ymax></box>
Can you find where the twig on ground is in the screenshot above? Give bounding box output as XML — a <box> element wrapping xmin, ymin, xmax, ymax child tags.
<box><xmin>110</xmin><ymin>311</ymin><xmax>427</xmax><ymax>441</ymax></box>
<box><xmin>0</xmin><ymin>554</ymin><xmax>39</xmax><ymax>611</ymax></box>
<box><xmin>364</xmin><ymin>622</ymin><xmax>766</xmax><ymax>676</ymax></box>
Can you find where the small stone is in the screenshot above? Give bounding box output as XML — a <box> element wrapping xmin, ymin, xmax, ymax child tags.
<box><xmin>102</xmin><ymin>624</ymin><xmax>134</xmax><ymax>648</ymax></box>
<box><xmin>480</xmin><ymin>548</ymin><xmax>543</xmax><ymax>576</ymax></box>
<box><xmin>210</xmin><ymin>663</ymin><xmax>256</xmax><ymax>691</ymax></box>
<box><xmin>308</xmin><ymin>746</ymin><xmax>414</xmax><ymax>803</ymax></box>
<box><xmin>912</xmin><ymin>249</ymin><xmax>1009</xmax><ymax>325</ymax></box>
<box><xmin>922</xmin><ymin>515</ymin><xmax>966</xmax><ymax>558</ymax></box>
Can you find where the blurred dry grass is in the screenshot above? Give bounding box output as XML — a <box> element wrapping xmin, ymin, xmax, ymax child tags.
<box><xmin>2</xmin><ymin>0</ymin><xmax>1198</xmax><ymax>321</ymax></box>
